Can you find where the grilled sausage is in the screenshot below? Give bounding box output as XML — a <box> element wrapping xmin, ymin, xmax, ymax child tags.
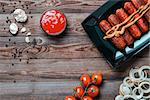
<box><xmin>124</xmin><ymin>2</ymin><xmax>148</xmax><ymax>33</ymax></box>
<box><xmin>99</xmin><ymin>20</ymin><xmax>126</xmax><ymax>49</ymax></box>
<box><xmin>144</xmin><ymin>0</ymin><xmax>148</xmax><ymax>4</ymax></box>
<box><xmin>108</xmin><ymin>14</ymin><xmax>134</xmax><ymax>45</ymax></box>
<box><xmin>131</xmin><ymin>0</ymin><xmax>150</xmax><ymax>23</ymax></box>
<box><xmin>116</xmin><ymin>8</ymin><xmax>141</xmax><ymax>39</ymax></box>
<box><xmin>131</xmin><ymin>0</ymin><xmax>145</xmax><ymax>8</ymax></box>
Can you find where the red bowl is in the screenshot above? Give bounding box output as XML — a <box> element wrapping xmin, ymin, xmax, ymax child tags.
<box><xmin>40</xmin><ymin>9</ymin><xmax>67</xmax><ymax>36</ymax></box>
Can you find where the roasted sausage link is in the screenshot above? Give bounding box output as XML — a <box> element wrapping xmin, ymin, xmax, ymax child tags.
<box><xmin>99</xmin><ymin>20</ymin><xmax>126</xmax><ymax>50</ymax></box>
<box><xmin>131</xmin><ymin>0</ymin><xmax>150</xmax><ymax>23</ymax></box>
<box><xmin>108</xmin><ymin>14</ymin><xmax>134</xmax><ymax>46</ymax></box>
<box><xmin>124</xmin><ymin>2</ymin><xmax>149</xmax><ymax>33</ymax></box>
<box><xmin>116</xmin><ymin>8</ymin><xmax>142</xmax><ymax>39</ymax></box>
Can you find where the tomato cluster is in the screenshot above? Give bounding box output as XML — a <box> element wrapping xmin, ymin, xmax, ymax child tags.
<box><xmin>64</xmin><ymin>72</ymin><xmax>103</xmax><ymax>100</ymax></box>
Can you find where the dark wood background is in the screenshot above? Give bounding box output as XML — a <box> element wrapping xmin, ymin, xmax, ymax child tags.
<box><xmin>0</xmin><ymin>0</ymin><xmax>149</xmax><ymax>100</ymax></box>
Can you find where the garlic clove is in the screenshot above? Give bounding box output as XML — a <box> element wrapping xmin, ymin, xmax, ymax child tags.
<box><xmin>26</xmin><ymin>32</ymin><xmax>31</xmax><ymax>36</ymax></box>
<box><xmin>25</xmin><ymin>37</ymin><xmax>30</xmax><ymax>43</ymax></box>
<box><xmin>20</xmin><ymin>27</ymin><xmax>27</xmax><ymax>33</ymax></box>
<box><xmin>9</xmin><ymin>23</ymin><xmax>18</xmax><ymax>35</ymax></box>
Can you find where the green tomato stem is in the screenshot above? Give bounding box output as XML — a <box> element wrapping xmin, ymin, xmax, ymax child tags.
<box><xmin>80</xmin><ymin>82</ymin><xmax>92</xmax><ymax>100</ymax></box>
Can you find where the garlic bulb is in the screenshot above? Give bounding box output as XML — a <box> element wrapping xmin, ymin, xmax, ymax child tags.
<box><xmin>13</xmin><ymin>9</ymin><xmax>28</xmax><ymax>22</ymax></box>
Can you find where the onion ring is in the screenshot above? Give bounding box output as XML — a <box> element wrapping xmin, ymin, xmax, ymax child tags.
<box><xmin>119</xmin><ymin>84</ymin><xmax>132</xmax><ymax>95</ymax></box>
<box><xmin>115</xmin><ymin>66</ymin><xmax>150</xmax><ymax>100</ymax></box>
<box><xmin>139</xmin><ymin>66</ymin><xmax>150</xmax><ymax>81</ymax></box>
<box><xmin>129</xmin><ymin>68</ymin><xmax>145</xmax><ymax>81</ymax></box>
<box><xmin>132</xmin><ymin>87</ymin><xmax>143</xmax><ymax>99</ymax></box>
<box><xmin>123</xmin><ymin>95</ymin><xmax>137</xmax><ymax>100</ymax></box>
<box><xmin>123</xmin><ymin>77</ymin><xmax>134</xmax><ymax>87</ymax></box>
<box><xmin>139</xmin><ymin>81</ymin><xmax>150</xmax><ymax>93</ymax></box>
<box><xmin>115</xmin><ymin>95</ymin><xmax>124</xmax><ymax>100</ymax></box>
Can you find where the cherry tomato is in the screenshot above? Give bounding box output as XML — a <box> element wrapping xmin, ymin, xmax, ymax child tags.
<box><xmin>82</xmin><ymin>96</ymin><xmax>93</xmax><ymax>100</ymax></box>
<box><xmin>87</xmin><ymin>85</ymin><xmax>99</xmax><ymax>98</ymax></box>
<box><xmin>73</xmin><ymin>86</ymin><xmax>84</xmax><ymax>98</ymax></box>
<box><xmin>91</xmin><ymin>72</ymin><xmax>103</xmax><ymax>85</ymax></box>
<box><xmin>64</xmin><ymin>96</ymin><xmax>76</xmax><ymax>100</ymax></box>
<box><xmin>80</xmin><ymin>74</ymin><xmax>91</xmax><ymax>87</ymax></box>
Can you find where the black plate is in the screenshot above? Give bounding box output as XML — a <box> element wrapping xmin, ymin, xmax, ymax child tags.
<box><xmin>82</xmin><ymin>0</ymin><xmax>150</xmax><ymax>69</ymax></box>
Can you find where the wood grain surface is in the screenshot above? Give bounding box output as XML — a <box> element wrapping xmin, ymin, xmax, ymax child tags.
<box><xmin>0</xmin><ymin>0</ymin><xmax>149</xmax><ymax>100</ymax></box>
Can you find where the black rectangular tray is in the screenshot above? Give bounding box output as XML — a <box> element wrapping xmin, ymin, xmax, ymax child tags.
<box><xmin>82</xmin><ymin>0</ymin><xmax>150</xmax><ymax>69</ymax></box>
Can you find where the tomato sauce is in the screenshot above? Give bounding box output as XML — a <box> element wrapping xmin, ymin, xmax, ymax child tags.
<box><xmin>40</xmin><ymin>10</ymin><xmax>66</xmax><ymax>36</ymax></box>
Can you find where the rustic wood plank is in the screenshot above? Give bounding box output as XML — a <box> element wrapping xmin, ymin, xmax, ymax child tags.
<box><xmin>0</xmin><ymin>81</ymin><xmax>121</xmax><ymax>100</ymax></box>
<box><xmin>0</xmin><ymin>57</ymin><xmax>149</xmax><ymax>82</ymax></box>
<box><xmin>0</xmin><ymin>0</ymin><xmax>106</xmax><ymax>14</ymax></box>
<box><xmin>0</xmin><ymin>42</ymin><xmax>149</xmax><ymax>59</ymax></box>
<box><xmin>0</xmin><ymin>0</ymin><xmax>149</xmax><ymax>100</ymax></box>
<box><xmin>0</xmin><ymin>13</ymin><xmax>89</xmax><ymax>36</ymax></box>
<box><xmin>0</xmin><ymin>43</ymin><xmax>149</xmax><ymax>63</ymax></box>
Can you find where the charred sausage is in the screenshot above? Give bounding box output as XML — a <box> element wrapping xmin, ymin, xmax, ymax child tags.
<box><xmin>124</xmin><ymin>2</ymin><xmax>148</xmax><ymax>33</ymax></box>
<box><xmin>144</xmin><ymin>0</ymin><xmax>148</xmax><ymax>4</ymax></box>
<box><xmin>99</xmin><ymin>20</ymin><xmax>126</xmax><ymax>50</ymax></box>
<box><xmin>116</xmin><ymin>8</ymin><xmax>142</xmax><ymax>39</ymax></box>
<box><xmin>131</xmin><ymin>0</ymin><xmax>145</xmax><ymax>8</ymax></box>
<box><xmin>108</xmin><ymin>14</ymin><xmax>134</xmax><ymax>45</ymax></box>
<box><xmin>131</xmin><ymin>0</ymin><xmax>150</xmax><ymax>23</ymax></box>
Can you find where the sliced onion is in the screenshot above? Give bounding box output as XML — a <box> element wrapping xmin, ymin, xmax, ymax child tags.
<box><xmin>119</xmin><ymin>84</ymin><xmax>132</xmax><ymax>95</ymax></box>
<box><xmin>123</xmin><ymin>95</ymin><xmax>137</xmax><ymax>100</ymax></box>
<box><xmin>129</xmin><ymin>68</ymin><xmax>144</xmax><ymax>81</ymax></box>
<box><xmin>132</xmin><ymin>87</ymin><xmax>143</xmax><ymax>99</ymax></box>
<box><xmin>139</xmin><ymin>81</ymin><xmax>150</xmax><ymax>93</ymax></box>
<box><xmin>115</xmin><ymin>95</ymin><xmax>124</xmax><ymax>100</ymax></box>
<box><xmin>143</xmin><ymin>93</ymin><xmax>150</xmax><ymax>99</ymax></box>
<box><xmin>123</xmin><ymin>77</ymin><xmax>134</xmax><ymax>87</ymax></box>
<box><xmin>116</xmin><ymin>66</ymin><xmax>150</xmax><ymax>100</ymax></box>
<box><xmin>139</xmin><ymin>66</ymin><xmax>150</xmax><ymax>81</ymax></box>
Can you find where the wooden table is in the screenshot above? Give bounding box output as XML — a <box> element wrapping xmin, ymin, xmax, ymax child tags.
<box><xmin>0</xmin><ymin>0</ymin><xmax>149</xmax><ymax>100</ymax></box>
